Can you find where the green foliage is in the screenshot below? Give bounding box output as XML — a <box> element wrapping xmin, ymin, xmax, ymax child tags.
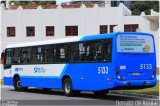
<box><xmin>115</xmin><ymin>81</ymin><xmax>159</xmax><ymax>96</ymax></box>
<box><xmin>132</xmin><ymin>9</ymin><xmax>141</xmax><ymax>15</ymax></box>
<box><xmin>1</xmin><ymin>0</ymin><xmax>56</xmax><ymax>6</ymax></box>
<box><xmin>131</xmin><ymin>1</ymin><xmax>159</xmax><ymax>15</ymax></box>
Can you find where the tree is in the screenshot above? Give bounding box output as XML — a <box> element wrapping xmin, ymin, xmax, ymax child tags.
<box><xmin>131</xmin><ymin>1</ymin><xmax>159</xmax><ymax>15</ymax></box>
<box><xmin>132</xmin><ymin>9</ymin><xmax>141</xmax><ymax>15</ymax></box>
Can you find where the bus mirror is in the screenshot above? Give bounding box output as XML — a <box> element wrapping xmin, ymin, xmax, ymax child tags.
<box><xmin>1</xmin><ymin>52</ymin><xmax>5</xmax><ymax>64</ymax></box>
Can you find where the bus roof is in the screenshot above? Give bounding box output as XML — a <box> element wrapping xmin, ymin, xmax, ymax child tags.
<box><xmin>6</xmin><ymin>32</ymin><xmax>153</xmax><ymax>49</ymax></box>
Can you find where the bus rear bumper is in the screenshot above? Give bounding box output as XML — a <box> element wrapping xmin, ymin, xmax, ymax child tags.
<box><xmin>112</xmin><ymin>79</ymin><xmax>157</xmax><ymax>90</ymax></box>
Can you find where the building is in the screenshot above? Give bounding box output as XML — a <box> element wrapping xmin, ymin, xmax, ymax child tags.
<box><xmin>63</xmin><ymin>0</ymin><xmax>131</xmax><ymax>8</ymax></box>
<box><xmin>0</xmin><ymin>2</ymin><xmax>159</xmax><ymax>79</ymax></box>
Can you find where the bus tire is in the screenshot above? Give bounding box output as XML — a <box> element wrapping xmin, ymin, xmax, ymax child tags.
<box><xmin>93</xmin><ymin>90</ymin><xmax>109</xmax><ymax>96</ymax></box>
<box><xmin>63</xmin><ymin>78</ymin><xmax>74</xmax><ymax>96</ymax></box>
<box><xmin>13</xmin><ymin>77</ymin><xmax>28</xmax><ymax>91</ymax></box>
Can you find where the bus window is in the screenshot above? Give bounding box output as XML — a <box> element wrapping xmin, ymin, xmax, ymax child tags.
<box><xmin>79</xmin><ymin>42</ymin><xmax>85</xmax><ymax>61</ymax></box>
<box><xmin>31</xmin><ymin>46</ymin><xmax>44</xmax><ymax>64</ymax></box>
<box><xmin>5</xmin><ymin>49</ymin><xmax>12</xmax><ymax>65</ymax></box>
<box><xmin>70</xmin><ymin>42</ymin><xmax>79</xmax><ymax>62</ymax></box>
<box><xmin>85</xmin><ymin>40</ymin><xmax>103</xmax><ymax>62</ymax></box>
<box><xmin>103</xmin><ymin>39</ymin><xmax>112</xmax><ymax>62</ymax></box>
<box><xmin>44</xmin><ymin>45</ymin><xmax>56</xmax><ymax>63</ymax></box>
<box><xmin>20</xmin><ymin>47</ymin><xmax>32</xmax><ymax>64</ymax></box>
<box><xmin>85</xmin><ymin>42</ymin><xmax>95</xmax><ymax>61</ymax></box>
<box><xmin>12</xmin><ymin>48</ymin><xmax>20</xmax><ymax>64</ymax></box>
<box><xmin>94</xmin><ymin>41</ymin><xmax>103</xmax><ymax>61</ymax></box>
<box><xmin>56</xmin><ymin>44</ymin><xmax>69</xmax><ymax>63</ymax></box>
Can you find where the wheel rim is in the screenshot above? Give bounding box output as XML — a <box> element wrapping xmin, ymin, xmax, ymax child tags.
<box><xmin>17</xmin><ymin>80</ymin><xmax>21</xmax><ymax>88</ymax></box>
<box><xmin>65</xmin><ymin>81</ymin><xmax>71</xmax><ymax>94</ymax></box>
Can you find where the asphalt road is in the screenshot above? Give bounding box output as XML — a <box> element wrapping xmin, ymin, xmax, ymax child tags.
<box><xmin>1</xmin><ymin>86</ymin><xmax>159</xmax><ymax>106</ymax></box>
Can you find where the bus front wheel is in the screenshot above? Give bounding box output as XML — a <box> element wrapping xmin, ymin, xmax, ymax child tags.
<box><xmin>14</xmin><ymin>77</ymin><xmax>28</xmax><ymax>91</ymax></box>
<box><xmin>93</xmin><ymin>90</ymin><xmax>109</xmax><ymax>96</ymax></box>
<box><xmin>63</xmin><ymin>78</ymin><xmax>74</xmax><ymax>96</ymax></box>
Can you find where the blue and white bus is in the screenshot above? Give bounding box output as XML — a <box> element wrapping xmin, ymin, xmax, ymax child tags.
<box><xmin>3</xmin><ymin>32</ymin><xmax>157</xmax><ymax>96</ymax></box>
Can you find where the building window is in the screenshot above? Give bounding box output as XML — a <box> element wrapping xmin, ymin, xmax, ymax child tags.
<box><xmin>46</xmin><ymin>26</ymin><xmax>54</xmax><ymax>36</ymax></box>
<box><xmin>100</xmin><ymin>25</ymin><xmax>108</xmax><ymax>34</ymax></box>
<box><xmin>124</xmin><ymin>24</ymin><xmax>139</xmax><ymax>32</ymax></box>
<box><xmin>26</xmin><ymin>27</ymin><xmax>35</xmax><ymax>37</ymax></box>
<box><xmin>110</xmin><ymin>25</ymin><xmax>117</xmax><ymax>33</ymax></box>
<box><xmin>7</xmin><ymin>27</ymin><xmax>15</xmax><ymax>37</ymax></box>
<box><xmin>65</xmin><ymin>26</ymin><xmax>78</xmax><ymax>36</ymax></box>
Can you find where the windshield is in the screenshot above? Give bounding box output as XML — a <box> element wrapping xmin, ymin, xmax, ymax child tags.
<box><xmin>117</xmin><ymin>34</ymin><xmax>154</xmax><ymax>53</ymax></box>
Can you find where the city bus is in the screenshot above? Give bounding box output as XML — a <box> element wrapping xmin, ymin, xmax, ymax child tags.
<box><xmin>3</xmin><ymin>32</ymin><xmax>157</xmax><ymax>96</ymax></box>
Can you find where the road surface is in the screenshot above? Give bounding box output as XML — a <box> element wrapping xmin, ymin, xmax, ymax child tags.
<box><xmin>1</xmin><ymin>86</ymin><xmax>159</xmax><ymax>106</ymax></box>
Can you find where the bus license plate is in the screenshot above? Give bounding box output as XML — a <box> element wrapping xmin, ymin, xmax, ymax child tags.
<box><xmin>132</xmin><ymin>72</ymin><xmax>140</xmax><ymax>75</ymax></box>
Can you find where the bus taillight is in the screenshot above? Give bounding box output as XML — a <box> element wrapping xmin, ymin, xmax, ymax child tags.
<box><xmin>153</xmin><ymin>67</ymin><xmax>157</xmax><ymax>75</ymax></box>
<box><xmin>115</xmin><ymin>67</ymin><xmax>121</xmax><ymax>79</ymax></box>
<box><xmin>152</xmin><ymin>67</ymin><xmax>157</xmax><ymax>79</ymax></box>
<box><xmin>115</xmin><ymin>67</ymin><xmax>119</xmax><ymax>75</ymax></box>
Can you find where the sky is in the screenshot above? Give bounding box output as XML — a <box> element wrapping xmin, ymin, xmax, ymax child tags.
<box><xmin>56</xmin><ymin>0</ymin><xmax>71</xmax><ymax>4</ymax></box>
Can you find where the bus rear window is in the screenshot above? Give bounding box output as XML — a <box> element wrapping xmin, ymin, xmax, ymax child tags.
<box><xmin>117</xmin><ymin>34</ymin><xmax>154</xmax><ymax>53</ymax></box>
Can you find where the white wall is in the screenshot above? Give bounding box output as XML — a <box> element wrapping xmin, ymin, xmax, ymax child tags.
<box><xmin>1</xmin><ymin>4</ymin><xmax>129</xmax><ymax>51</ymax></box>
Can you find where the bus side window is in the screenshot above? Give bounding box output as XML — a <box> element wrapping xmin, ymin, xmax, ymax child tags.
<box><xmin>103</xmin><ymin>39</ymin><xmax>112</xmax><ymax>62</ymax></box>
<box><xmin>12</xmin><ymin>48</ymin><xmax>20</xmax><ymax>64</ymax></box>
<box><xmin>94</xmin><ymin>41</ymin><xmax>103</xmax><ymax>61</ymax></box>
<box><xmin>56</xmin><ymin>44</ymin><xmax>69</xmax><ymax>63</ymax></box>
<box><xmin>4</xmin><ymin>49</ymin><xmax>12</xmax><ymax>69</ymax></box>
<box><xmin>44</xmin><ymin>45</ymin><xmax>56</xmax><ymax>63</ymax></box>
<box><xmin>79</xmin><ymin>43</ymin><xmax>85</xmax><ymax>61</ymax></box>
<box><xmin>20</xmin><ymin>47</ymin><xmax>32</xmax><ymax>64</ymax></box>
<box><xmin>85</xmin><ymin>41</ymin><xmax>103</xmax><ymax>62</ymax></box>
<box><xmin>86</xmin><ymin>42</ymin><xmax>95</xmax><ymax>61</ymax></box>
<box><xmin>70</xmin><ymin>42</ymin><xmax>79</xmax><ymax>62</ymax></box>
<box><xmin>31</xmin><ymin>46</ymin><xmax>44</xmax><ymax>64</ymax></box>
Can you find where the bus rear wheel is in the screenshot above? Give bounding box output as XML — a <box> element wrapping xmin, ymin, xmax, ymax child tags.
<box><xmin>93</xmin><ymin>90</ymin><xmax>109</xmax><ymax>96</ymax></box>
<box><xmin>14</xmin><ymin>77</ymin><xmax>28</xmax><ymax>91</ymax></box>
<box><xmin>63</xmin><ymin>78</ymin><xmax>74</xmax><ymax>96</ymax></box>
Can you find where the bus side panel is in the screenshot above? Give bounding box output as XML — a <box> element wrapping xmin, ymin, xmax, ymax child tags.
<box><xmin>26</xmin><ymin>77</ymin><xmax>62</xmax><ymax>89</ymax></box>
<box><xmin>21</xmin><ymin>77</ymin><xmax>32</xmax><ymax>87</ymax></box>
<box><xmin>4</xmin><ymin>69</ymin><xmax>13</xmax><ymax>86</ymax></box>
<box><xmin>20</xmin><ymin>76</ymin><xmax>62</xmax><ymax>89</ymax></box>
<box><xmin>10</xmin><ymin>64</ymin><xmax>65</xmax><ymax>89</ymax></box>
<box><xmin>4</xmin><ymin>77</ymin><xmax>13</xmax><ymax>86</ymax></box>
<box><xmin>62</xmin><ymin>63</ymin><xmax>116</xmax><ymax>91</ymax></box>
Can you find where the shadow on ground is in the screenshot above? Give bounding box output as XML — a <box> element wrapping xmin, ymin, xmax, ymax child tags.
<box><xmin>8</xmin><ymin>88</ymin><xmax>141</xmax><ymax>101</ymax></box>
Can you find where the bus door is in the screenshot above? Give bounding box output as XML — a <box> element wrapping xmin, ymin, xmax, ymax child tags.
<box><xmin>3</xmin><ymin>49</ymin><xmax>13</xmax><ymax>85</ymax></box>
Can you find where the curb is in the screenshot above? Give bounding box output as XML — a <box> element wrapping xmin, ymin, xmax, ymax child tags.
<box><xmin>110</xmin><ymin>91</ymin><xmax>159</xmax><ymax>100</ymax></box>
